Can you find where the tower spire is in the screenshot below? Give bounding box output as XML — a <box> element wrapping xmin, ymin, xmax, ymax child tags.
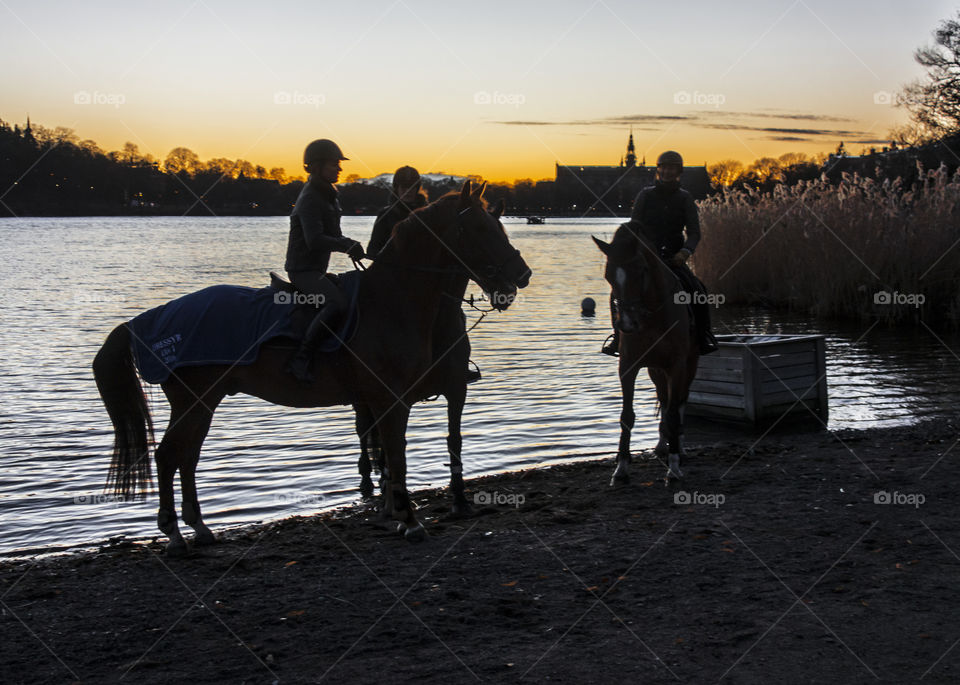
<box><xmin>625</xmin><ymin>127</ymin><xmax>637</xmax><ymax>167</ymax></box>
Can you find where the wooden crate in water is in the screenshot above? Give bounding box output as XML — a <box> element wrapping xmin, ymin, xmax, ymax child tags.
<box><xmin>686</xmin><ymin>334</ymin><xmax>828</xmax><ymax>424</ymax></box>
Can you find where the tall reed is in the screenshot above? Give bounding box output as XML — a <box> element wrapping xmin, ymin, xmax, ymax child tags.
<box><xmin>693</xmin><ymin>165</ymin><xmax>960</xmax><ymax>328</ymax></box>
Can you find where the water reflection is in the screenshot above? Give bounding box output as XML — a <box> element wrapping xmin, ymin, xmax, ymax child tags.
<box><xmin>0</xmin><ymin>216</ymin><xmax>957</xmax><ymax>555</ymax></box>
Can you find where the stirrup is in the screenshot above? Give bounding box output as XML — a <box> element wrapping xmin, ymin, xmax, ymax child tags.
<box><xmin>466</xmin><ymin>361</ymin><xmax>482</xmax><ymax>384</ymax></box>
<box><xmin>601</xmin><ymin>333</ymin><xmax>619</xmax><ymax>357</ymax></box>
<box><xmin>698</xmin><ymin>331</ymin><xmax>719</xmax><ymax>355</ymax></box>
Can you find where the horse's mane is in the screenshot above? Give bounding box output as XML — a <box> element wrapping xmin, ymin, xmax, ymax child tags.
<box><xmin>609</xmin><ymin>222</ymin><xmax>657</xmax><ymax>264</ymax></box>
<box><xmin>389</xmin><ymin>191</ymin><xmax>488</xmax><ymax>252</ymax></box>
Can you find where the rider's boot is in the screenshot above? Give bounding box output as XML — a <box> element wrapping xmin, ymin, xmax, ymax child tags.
<box><xmin>287</xmin><ymin>308</ymin><xmax>339</xmax><ymax>384</ymax></box>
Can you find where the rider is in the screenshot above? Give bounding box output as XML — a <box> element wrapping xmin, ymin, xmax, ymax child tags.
<box><xmin>285</xmin><ymin>138</ymin><xmax>366</xmax><ymax>383</ymax></box>
<box><xmin>367</xmin><ymin>165</ymin><xmax>428</xmax><ymax>258</ymax></box>
<box><xmin>602</xmin><ymin>150</ymin><xmax>719</xmax><ymax>356</ymax></box>
<box><xmin>367</xmin><ymin>165</ymin><xmax>483</xmax><ymax>384</ymax></box>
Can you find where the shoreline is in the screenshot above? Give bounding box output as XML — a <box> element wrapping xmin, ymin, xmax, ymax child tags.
<box><xmin>3</xmin><ymin>418</ymin><xmax>959</xmax><ymax>683</ymax></box>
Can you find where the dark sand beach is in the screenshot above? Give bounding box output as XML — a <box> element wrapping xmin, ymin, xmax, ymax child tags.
<box><xmin>2</xmin><ymin>419</ymin><xmax>958</xmax><ymax>684</ymax></box>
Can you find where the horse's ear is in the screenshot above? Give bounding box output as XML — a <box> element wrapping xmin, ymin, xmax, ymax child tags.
<box><xmin>471</xmin><ymin>181</ymin><xmax>487</xmax><ymax>199</ymax></box>
<box><xmin>459</xmin><ymin>180</ymin><xmax>471</xmax><ymax>208</ymax></box>
<box><xmin>593</xmin><ymin>235</ymin><xmax>611</xmax><ymax>255</ymax></box>
<box><xmin>491</xmin><ymin>198</ymin><xmax>505</xmax><ymax>220</ymax></box>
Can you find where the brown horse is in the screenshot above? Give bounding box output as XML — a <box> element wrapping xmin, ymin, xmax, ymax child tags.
<box><xmin>594</xmin><ymin>227</ymin><xmax>699</xmax><ymax>485</ymax></box>
<box><xmin>353</xmin><ymin>198</ymin><xmax>528</xmax><ymax>516</ymax></box>
<box><xmin>347</xmin><ymin>188</ymin><xmax>526</xmax><ymax>508</ymax></box>
<box><xmin>93</xmin><ymin>181</ymin><xmax>530</xmax><ymax>555</ymax></box>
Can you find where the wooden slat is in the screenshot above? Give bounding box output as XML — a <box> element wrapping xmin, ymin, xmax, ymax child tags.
<box><xmin>761</xmin><ymin>385</ymin><xmax>818</xmax><ymax>405</ymax></box>
<box><xmin>760</xmin><ymin>375</ymin><xmax>820</xmax><ymax>395</ymax></box>
<box><xmin>685</xmin><ymin>403</ymin><xmax>748</xmax><ymax>420</ymax></box>
<box><xmin>689</xmin><ymin>379</ymin><xmax>745</xmax><ymax>396</ymax></box>
<box><xmin>696</xmin><ymin>355</ymin><xmax>744</xmax><ymax>371</ymax></box>
<box><xmin>754</xmin><ymin>352</ymin><xmax>816</xmax><ymax>368</ymax></box>
<box><xmin>687</xmin><ymin>391</ymin><xmax>746</xmax><ymax>409</ymax></box>
<box><xmin>759</xmin><ymin>363</ymin><xmax>815</xmax><ymax>382</ymax></box>
<box><xmin>695</xmin><ymin>366</ymin><xmax>745</xmax><ymax>382</ymax></box>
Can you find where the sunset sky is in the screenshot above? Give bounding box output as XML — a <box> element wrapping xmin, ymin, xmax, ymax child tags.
<box><xmin>1</xmin><ymin>0</ymin><xmax>955</xmax><ymax>182</ymax></box>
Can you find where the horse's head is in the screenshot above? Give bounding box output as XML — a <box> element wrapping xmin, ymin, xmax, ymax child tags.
<box><xmin>593</xmin><ymin>230</ymin><xmax>665</xmax><ymax>334</ymax></box>
<box><xmin>450</xmin><ymin>181</ymin><xmax>531</xmax><ymax>310</ymax></box>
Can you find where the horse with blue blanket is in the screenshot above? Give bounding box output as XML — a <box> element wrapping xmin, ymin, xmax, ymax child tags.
<box><xmin>92</xmin><ymin>181</ymin><xmax>531</xmax><ymax>555</ymax></box>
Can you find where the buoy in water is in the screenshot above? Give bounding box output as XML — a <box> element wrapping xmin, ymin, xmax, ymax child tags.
<box><xmin>581</xmin><ymin>297</ymin><xmax>596</xmax><ymax>317</ymax></box>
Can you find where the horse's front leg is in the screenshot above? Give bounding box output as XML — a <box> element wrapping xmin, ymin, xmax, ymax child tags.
<box><xmin>612</xmin><ymin>357</ymin><xmax>641</xmax><ymax>486</ymax></box>
<box><xmin>662</xmin><ymin>364</ymin><xmax>689</xmax><ymax>481</ymax></box>
<box><xmin>445</xmin><ymin>383</ymin><xmax>471</xmax><ymax>516</ymax></box>
<box><xmin>354</xmin><ymin>403</ymin><xmax>376</xmax><ymax>499</ymax></box>
<box><xmin>374</xmin><ymin>403</ymin><xmax>425</xmax><ymax>542</ymax></box>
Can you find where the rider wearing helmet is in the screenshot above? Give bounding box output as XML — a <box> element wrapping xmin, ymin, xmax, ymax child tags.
<box><xmin>602</xmin><ymin>150</ymin><xmax>719</xmax><ymax>356</ymax></box>
<box><xmin>366</xmin><ymin>165</ymin><xmax>428</xmax><ymax>259</ymax></box>
<box><xmin>285</xmin><ymin>138</ymin><xmax>366</xmax><ymax>383</ymax></box>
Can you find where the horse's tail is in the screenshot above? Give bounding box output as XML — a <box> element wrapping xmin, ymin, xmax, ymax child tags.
<box><xmin>93</xmin><ymin>323</ymin><xmax>155</xmax><ymax>499</ymax></box>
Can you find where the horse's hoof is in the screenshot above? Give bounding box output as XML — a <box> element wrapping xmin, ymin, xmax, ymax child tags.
<box><xmin>610</xmin><ymin>471</ymin><xmax>630</xmax><ymax>486</ymax></box>
<box><xmin>166</xmin><ymin>539</ymin><xmax>189</xmax><ymax>557</ymax></box>
<box><xmin>359</xmin><ymin>478</ymin><xmax>374</xmax><ymax>499</ymax></box>
<box><xmin>451</xmin><ymin>500</ymin><xmax>474</xmax><ymax>518</ymax></box>
<box><xmin>396</xmin><ymin>521</ymin><xmax>407</xmax><ymax>534</ymax></box>
<box><xmin>404</xmin><ymin>523</ymin><xmax>427</xmax><ymax>543</ymax></box>
<box><xmin>193</xmin><ymin>530</ymin><xmax>216</xmax><ymax>547</ymax></box>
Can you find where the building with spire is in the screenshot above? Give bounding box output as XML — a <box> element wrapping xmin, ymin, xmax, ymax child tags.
<box><xmin>553</xmin><ymin>132</ymin><xmax>710</xmax><ymax>214</ymax></box>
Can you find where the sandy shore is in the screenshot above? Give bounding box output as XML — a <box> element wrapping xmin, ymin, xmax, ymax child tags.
<box><xmin>2</xmin><ymin>418</ymin><xmax>959</xmax><ymax>684</ymax></box>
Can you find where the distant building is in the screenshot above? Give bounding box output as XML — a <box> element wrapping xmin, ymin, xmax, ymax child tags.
<box><xmin>554</xmin><ymin>132</ymin><xmax>711</xmax><ymax>214</ymax></box>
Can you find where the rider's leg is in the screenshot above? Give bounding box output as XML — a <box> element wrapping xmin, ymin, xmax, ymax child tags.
<box><xmin>679</xmin><ymin>266</ymin><xmax>718</xmax><ymax>355</ymax></box>
<box><xmin>601</xmin><ymin>291</ymin><xmax>620</xmax><ymax>356</ymax></box>
<box><xmin>287</xmin><ymin>271</ymin><xmax>346</xmax><ymax>383</ymax></box>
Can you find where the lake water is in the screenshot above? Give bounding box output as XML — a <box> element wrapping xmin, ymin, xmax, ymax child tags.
<box><xmin>1</xmin><ymin>216</ymin><xmax>958</xmax><ymax>556</ymax></box>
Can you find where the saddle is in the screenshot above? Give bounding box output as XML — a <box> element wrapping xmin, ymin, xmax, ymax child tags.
<box><xmin>267</xmin><ymin>271</ymin><xmax>362</xmax><ymax>350</ymax></box>
<box><xmin>269</xmin><ymin>271</ymin><xmax>340</xmax><ymax>295</ymax></box>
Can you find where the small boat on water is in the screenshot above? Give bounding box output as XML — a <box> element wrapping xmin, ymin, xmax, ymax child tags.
<box><xmin>526</xmin><ymin>216</ymin><xmax>545</xmax><ymax>224</ymax></box>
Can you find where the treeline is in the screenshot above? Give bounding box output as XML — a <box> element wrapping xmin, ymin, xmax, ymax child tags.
<box><xmin>0</xmin><ymin>118</ymin><xmax>560</xmax><ymax>217</ymax></box>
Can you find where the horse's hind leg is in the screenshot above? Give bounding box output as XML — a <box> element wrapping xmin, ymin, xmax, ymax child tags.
<box><xmin>157</xmin><ymin>384</ymin><xmax>221</xmax><ymax>555</ymax></box>
<box><xmin>445</xmin><ymin>384</ymin><xmax>471</xmax><ymax>516</ymax></box>
<box><xmin>178</xmin><ymin>397</ymin><xmax>222</xmax><ymax>547</ymax></box>
<box><xmin>662</xmin><ymin>366</ymin><xmax>688</xmax><ymax>481</ymax></box>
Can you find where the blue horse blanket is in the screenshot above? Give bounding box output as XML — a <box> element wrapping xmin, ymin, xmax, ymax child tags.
<box><xmin>128</xmin><ymin>273</ymin><xmax>360</xmax><ymax>384</ymax></box>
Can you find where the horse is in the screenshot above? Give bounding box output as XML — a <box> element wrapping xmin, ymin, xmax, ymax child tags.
<box><xmin>593</xmin><ymin>227</ymin><xmax>699</xmax><ymax>485</ymax></box>
<box><xmin>92</xmin><ymin>181</ymin><xmax>530</xmax><ymax>555</ymax></box>
<box><xmin>352</xmin><ymin>199</ymin><xmax>522</xmax><ymax>517</ymax></box>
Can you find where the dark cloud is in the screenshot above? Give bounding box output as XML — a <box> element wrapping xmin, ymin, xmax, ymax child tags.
<box><xmin>700</xmin><ymin>123</ymin><xmax>862</xmax><ymax>137</ymax></box>
<box><xmin>768</xmin><ymin>136</ymin><xmax>811</xmax><ymax>142</ymax></box>
<box><xmin>493</xmin><ymin>114</ymin><xmax>692</xmax><ymax>126</ymax></box>
<box><xmin>697</xmin><ymin>110</ymin><xmax>855</xmax><ymax>123</ymax></box>
<box><xmin>852</xmin><ymin>138</ymin><xmax>894</xmax><ymax>144</ymax></box>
